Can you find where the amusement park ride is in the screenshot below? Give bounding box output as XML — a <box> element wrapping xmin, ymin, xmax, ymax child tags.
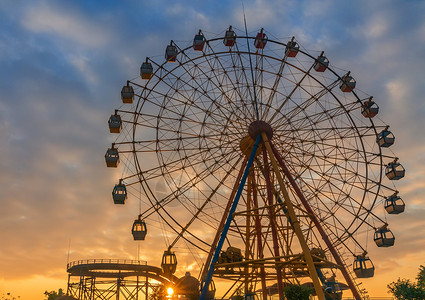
<box><xmin>89</xmin><ymin>24</ymin><xmax>406</xmax><ymax>300</ymax></box>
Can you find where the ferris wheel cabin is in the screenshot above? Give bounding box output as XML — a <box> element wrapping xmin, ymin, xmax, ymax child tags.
<box><xmin>324</xmin><ymin>276</ymin><xmax>343</xmax><ymax>300</ymax></box>
<box><xmin>108</xmin><ymin>112</ymin><xmax>122</xmax><ymax>133</ymax></box>
<box><xmin>362</xmin><ymin>97</ymin><xmax>379</xmax><ymax>118</ymax></box>
<box><xmin>121</xmin><ymin>85</ymin><xmax>134</xmax><ymax>104</ymax></box>
<box><xmin>385</xmin><ymin>158</ymin><xmax>405</xmax><ymax>180</ymax></box>
<box><xmin>140</xmin><ymin>58</ymin><xmax>153</xmax><ymax>80</ymax></box>
<box><xmin>374</xmin><ymin>225</ymin><xmax>395</xmax><ymax>247</ymax></box>
<box><xmin>377</xmin><ymin>126</ymin><xmax>395</xmax><ymax>147</ymax></box>
<box><xmin>314</xmin><ymin>53</ymin><xmax>329</xmax><ymax>72</ymax></box>
<box><xmin>200</xmin><ymin>280</ymin><xmax>216</xmax><ymax>300</ymax></box>
<box><xmin>254</xmin><ymin>28</ymin><xmax>267</xmax><ymax>49</ymax></box>
<box><xmin>285</xmin><ymin>38</ymin><xmax>299</xmax><ymax>57</ymax></box>
<box><xmin>165</xmin><ymin>42</ymin><xmax>178</xmax><ymax>62</ymax></box>
<box><xmin>161</xmin><ymin>250</ymin><xmax>177</xmax><ymax>275</ymax></box>
<box><xmin>340</xmin><ymin>73</ymin><xmax>356</xmax><ymax>92</ymax></box>
<box><xmin>105</xmin><ymin>146</ymin><xmax>119</xmax><ymax>168</ymax></box>
<box><xmin>112</xmin><ymin>183</ymin><xmax>127</xmax><ymax>205</ymax></box>
<box><xmin>131</xmin><ymin>215</ymin><xmax>147</xmax><ymax>240</ymax></box>
<box><xmin>193</xmin><ymin>30</ymin><xmax>205</xmax><ymax>51</ymax></box>
<box><xmin>224</xmin><ymin>26</ymin><xmax>236</xmax><ymax>47</ymax></box>
<box><xmin>385</xmin><ymin>192</ymin><xmax>405</xmax><ymax>214</ymax></box>
<box><xmin>353</xmin><ymin>254</ymin><xmax>375</xmax><ymax>278</ymax></box>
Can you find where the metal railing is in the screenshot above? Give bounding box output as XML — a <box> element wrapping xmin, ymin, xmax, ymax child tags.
<box><xmin>67</xmin><ymin>258</ymin><xmax>147</xmax><ymax>269</ymax></box>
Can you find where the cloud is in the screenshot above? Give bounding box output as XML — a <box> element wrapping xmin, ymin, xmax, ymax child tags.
<box><xmin>21</xmin><ymin>3</ymin><xmax>110</xmax><ymax>48</ymax></box>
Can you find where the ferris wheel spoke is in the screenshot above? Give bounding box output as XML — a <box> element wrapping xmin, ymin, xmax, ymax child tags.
<box><xmin>271</xmin><ymin>77</ymin><xmax>340</xmax><ymax>129</ymax></box>
<box><xmin>262</xmin><ymin>54</ymin><xmax>290</xmax><ymax>120</ymax></box>
<box><xmin>141</xmin><ymin>149</ymin><xmax>244</xmax><ymax>238</ymax></box>
<box><xmin>232</xmin><ymin>44</ymin><xmax>258</xmax><ymax>118</ymax></box>
<box><xmin>129</xmin><ymin>138</ymin><xmax>237</xmax><ymax>184</ymax></box>
<box><xmin>198</xmin><ymin>48</ymin><xmax>253</xmax><ymax>118</ymax></box>
<box><xmin>136</xmin><ymin>75</ymin><xmax>239</xmax><ymax>129</ymax></box>
<box><xmin>168</xmin><ymin>154</ymin><xmax>245</xmax><ymax>250</ymax></box>
<box><xmin>267</xmin><ymin>65</ymin><xmax>314</xmax><ymax>124</ymax></box>
<box><xmin>283</xmin><ymin>151</ymin><xmax>385</xmax><ymax>236</ymax></box>
<box><xmin>133</xmin><ymin>83</ymin><xmax>227</xmax><ymax>128</ymax></box>
<box><xmin>171</xmin><ymin>51</ymin><xmax>253</xmax><ymax>124</ymax></box>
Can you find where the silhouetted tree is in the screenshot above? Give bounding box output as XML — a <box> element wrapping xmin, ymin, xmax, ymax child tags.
<box><xmin>388</xmin><ymin>265</ymin><xmax>425</xmax><ymax>299</ymax></box>
<box><xmin>417</xmin><ymin>265</ymin><xmax>425</xmax><ymax>288</ymax></box>
<box><xmin>284</xmin><ymin>284</ymin><xmax>314</xmax><ymax>300</ymax></box>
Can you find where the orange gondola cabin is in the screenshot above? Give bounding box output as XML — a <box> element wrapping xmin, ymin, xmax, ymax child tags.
<box><xmin>254</xmin><ymin>28</ymin><xmax>267</xmax><ymax>49</ymax></box>
<box><xmin>340</xmin><ymin>73</ymin><xmax>356</xmax><ymax>92</ymax></box>
<box><xmin>361</xmin><ymin>97</ymin><xmax>379</xmax><ymax>118</ymax></box>
<box><xmin>285</xmin><ymin>38</ymin><xmax>299</xmax><ymax>57</ymax></box>
<box><xmin>223</xmin><ymin>26</ymin><xmax>236</xmax><ymax>47</ymax></box>
<box><xmin>314</xmin><ymin>53</ymin><xmax>329</xmax><ymax>72</ymax></box>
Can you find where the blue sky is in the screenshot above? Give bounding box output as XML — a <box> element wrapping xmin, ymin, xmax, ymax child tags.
<box><xmin>1</xmin><ymin>1</ymin><xmax>425</xmax><ymax>299</ymax></box>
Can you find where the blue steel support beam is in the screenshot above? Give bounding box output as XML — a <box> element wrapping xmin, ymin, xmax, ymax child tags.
<box><xmin>200</xmin><ymin>134</ymin><xmax>261</xmax><ymax>300</ymax></box>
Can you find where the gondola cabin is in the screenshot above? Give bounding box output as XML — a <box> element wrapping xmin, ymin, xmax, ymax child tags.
<box><xmin>132</xmin><ymin>215</ymin><xmax>147</xmax><ymax>240</ymax></box>
<box><xmin>193</xmin><ymin>30</ymin><xmax>205</xmax><ymax>51</ymax></box>
<box><xmin>324</xmin><ymin>279</ymin><xmax>342</xmax><ymax>300</ymax></box>
<box><xmin>140</xmin><ymin>59</ymin><xmax>153</xmax><ymax>80</ymax></box>
<box><xmin>165</xmin><ymin>42</ymin><xmax>178</xmax><ymax>62</ymax></box>
<box><xmin>377</xmin><ymin>127</ymin><xmax>395</xmax><ymax>147</ymax></box>
<box><xmin>254</xmin><ymin>28</ymin><xmax>267</xmax><ymax>49</ymax></box>
<box><xmin>108</xmin><ymin>113</ymin><xmax>122</xmax><ymax>133</ymax></box>
<box><xmin>121</xmin><ymin>85</ymin><xmax>134</xmax><ymax>104</ymax></box>
<box><xmin>224</xmin><ymin>26</ymin><xmax>236</xmax><ymax>47</ymax></box>
<box><xmin>245</xmin><ymin>293</ymin><xmax>258</xmax><ymax>300</ymax></box>
<box><xmin>353</xmin><ymin>255</ymin><xmax>375</xmax><ymax>278</ymax></box>
<box><xmin>362</xmin><ymin>97</ymin><xmax>379</xmax><ymax>118</ymax></box>
<box><xmin>112</xmin><ymin>183</ymin><xmax>127</xmax><ymax>205</ymax></box>
<box><xmin>285</xmin><ymin>39</ymin><xmax>299</xmax><ymax>57</ymax></box>
<box><xmin>374</xmin><ymin>225</ymin><xmax>395</xmax><ymax>247</ymax></box>
<box><xmin>314</xmin><ymin>53</ymin><xmax>329</xmax><ymax>72</ymax></box>
<box><xmin>161</xmin><ymin>250</ymin><xmax>177</xmax><ymax>274</ymax></box>
<box><xmin>385</xmin><ymin>193</ymin><xmax>405</xmax><ymax>214</ymax></box>
<box><xmin>385</xmin><ymin>159</ymin><xmax>405</xmax><ymax>180</ymax></box>
<box><xmin>201</xmin><ymin>280</ymin><xmax>216</xmax><ymax>300</ymax></box>
<box><xmin>340</xmin><ymin>73</ymin><xmax>356</xmax><ymax>92</ymax></box>
<box><xmin>105</xmin><ymin>146</ymin><xmax>119</xmax><ymax>167</ymax></box>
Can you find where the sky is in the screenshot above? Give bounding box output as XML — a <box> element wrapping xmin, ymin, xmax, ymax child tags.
<box><xmin>1</xmin><ymin>0</ymin><xmax>425</xmax><ymax>299</ymax></box>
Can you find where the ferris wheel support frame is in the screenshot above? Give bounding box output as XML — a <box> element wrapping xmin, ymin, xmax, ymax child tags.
<box><xmin>269</xmin><ymin>140</ymin><xmax>362</xmax><ymax>300</ymax></box>
<box><xmin>200</xmin><ymin>135</ymin><xmax>262</xmax><ymax>300</ymax></box>
<box><xmin>262</xmin><ymin>146</ymin><xmax>285</xmax><ymax>299</ymax></box>
<box><xmin>261</xmin><ymin>132</ymin><xmax>325</xmax><ymax>300</ymax></box>
<box><xmin>248</xmin><ymin>172</ymin><xmax>268</xmax><ymax>300</ymax></box>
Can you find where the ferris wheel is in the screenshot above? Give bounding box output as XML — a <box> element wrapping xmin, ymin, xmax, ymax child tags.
<box><xmin>105</xmin><ymin>26</ymin><xmax>406</xmax><ymax>300</ymax></box>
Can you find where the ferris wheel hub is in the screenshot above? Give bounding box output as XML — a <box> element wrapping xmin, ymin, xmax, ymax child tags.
<box><xmin>248</xmin><ymin>120</ymin><xmax>273</xmax><ymax>140</ymax></box>
<box><xmin>239</xmin><ymin>135</ymin><xmax>262</xmax><ymax>157</ymax></box>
